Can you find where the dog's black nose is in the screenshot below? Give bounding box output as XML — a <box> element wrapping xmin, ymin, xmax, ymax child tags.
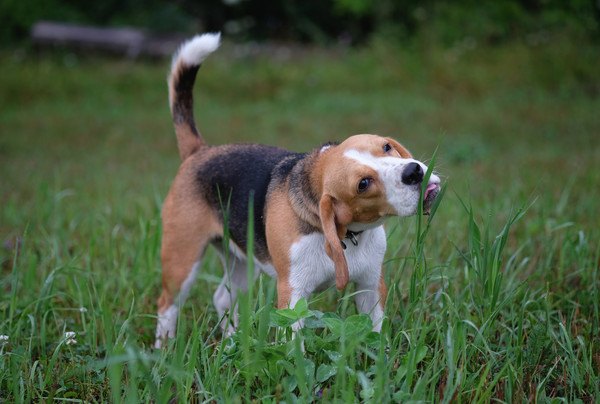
<box><xmin>401</xmin><ymin>162</ymin><xmax>424</xmax><ymax>185</ymax></box>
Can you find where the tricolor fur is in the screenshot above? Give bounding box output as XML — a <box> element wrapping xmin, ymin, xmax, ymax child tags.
<box><xmin>155</xmin><ymin>33</ymin><xmax>441</xmax><ymax>348</ymax></box>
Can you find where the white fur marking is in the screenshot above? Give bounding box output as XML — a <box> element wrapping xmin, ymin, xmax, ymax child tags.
<box><xmin>289</xmin><ymin>228</ymin><xmax>386</xmax><ymax>294</ymax></box>
<box><xmin>354</xmin><ymin>288</ymin><xmax>384</xmax><ymax>332</ymax></box>
<box><xmin>155</xmin><ymin>305</ymin><xmax>178</xmax><ymax>348</ymax></box>
<box><xmin>175</xmin><ymin>32</ymin><xmax>221</xmax><ymax>67</ymax></box>
<box><xmin>288</xmin><ymin>228</ymin><xmax>386</xmax><ymax>330</ymax></box>
<box><xmin>347</xmin><ymin>216</ymin><xmax>388</xmax><ymax>232</ymax></box>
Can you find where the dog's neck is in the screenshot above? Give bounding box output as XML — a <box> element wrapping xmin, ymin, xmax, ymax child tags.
<box><xmin>288</xmin><ymin>150</ymin><xmax>323</xmax><ymax>231</ymax></box>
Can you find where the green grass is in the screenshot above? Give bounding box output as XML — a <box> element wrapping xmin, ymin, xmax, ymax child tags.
<box><xmin>1</xmin><ymin>34</ymin><xmax>599</xmax><ymax>402</ymax></box>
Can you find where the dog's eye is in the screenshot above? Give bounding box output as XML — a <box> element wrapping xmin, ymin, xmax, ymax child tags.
<box><xmin>383</xmin><ymin>143</ymin><xmax>392</xmax><ymax>153</ymax></box>
<box><xmin>357</xmin><ymin>178</ymin><xmax>372</xmax><ymax>193</ymax></box>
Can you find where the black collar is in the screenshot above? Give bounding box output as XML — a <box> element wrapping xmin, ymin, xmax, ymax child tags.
<box><xmin>341</xmin><ymin>230</ymin><xmax>363</xmax><ymax>249</ymax></box>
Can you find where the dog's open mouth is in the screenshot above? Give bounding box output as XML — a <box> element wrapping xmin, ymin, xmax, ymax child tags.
<box><xmin>423</xmin><ymin>182</ymin><xmax>440</xmax><ymax>214</ymax></box>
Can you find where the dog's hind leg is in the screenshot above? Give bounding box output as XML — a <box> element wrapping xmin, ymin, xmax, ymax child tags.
<box><xmin>212</xmin><ymin>243</ymin><xmax>257</xmax><ymax>336</ymax></box>
<box><xmin>155</xmin><ymin>182</ymin><xmax>220</xmax><ymax>348</ymax></box>
<box><xmin>155</xmin><ymin>261</ymin><xmax>201</xmax><ymax>348</ymax></box>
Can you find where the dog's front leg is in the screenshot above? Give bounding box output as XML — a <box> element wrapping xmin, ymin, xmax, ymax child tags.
<box><xmin>354</xmin><ymin>270</ymin><xmax>387</xmax><ymax>332</ymax></box>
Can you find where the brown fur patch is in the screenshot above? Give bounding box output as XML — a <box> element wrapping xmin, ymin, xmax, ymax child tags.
<box><xmin>334</xmin><ymin>134</ymin><xmax>412</xmax><ymax>159</ymax></box>
<box><xmin>158</xmin><ymin>158</ymin><xmax>221</xmax><ymax>313</ymax></box>
<box><xmin>319</xmin><ymin>194</ymin><xmax>350</xmax><ymax>290</ymax></box>
<box><xmin>287</xmin><ymin>151</ymin><xmax>322</xmax><ymax>230</ymax></box>
<box><xmin>379</xmin><ymin>271</ymin><xmax>388</xmax><ymax>309</ymax></box>
<box><xmin>265</xmin><ymin>183</ymin><xmax>302</xmax><ymax>308</ymax></box>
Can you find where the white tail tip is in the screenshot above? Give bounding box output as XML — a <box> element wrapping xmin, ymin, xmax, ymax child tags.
<box><xmin>176</xmin><ymin>32</ymin><xmax>221</xmax><ymax>67</ymax></box>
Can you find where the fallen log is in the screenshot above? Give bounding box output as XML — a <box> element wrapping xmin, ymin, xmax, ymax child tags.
<box><xmin>31</xmin><ymin>21</ymin><xmax>185</xmax><ymax>58</ymax></box>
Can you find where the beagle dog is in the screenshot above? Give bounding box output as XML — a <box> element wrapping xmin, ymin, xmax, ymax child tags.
<box><xmin>154</xmin><ymin>33</ymin><xmax>441</xmax><ymax>348</ymax></box>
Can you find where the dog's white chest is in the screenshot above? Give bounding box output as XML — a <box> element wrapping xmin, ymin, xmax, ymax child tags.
<box><xmin>288</xmin><ymin>226</ymin><xmax>387</xmax><ymax>292</ymax></box>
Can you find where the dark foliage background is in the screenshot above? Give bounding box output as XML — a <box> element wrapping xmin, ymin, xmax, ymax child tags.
<box><xmin>2</xmin><ymin>0</ymin><xmax>599</xmax><ymax>45</ymax></box>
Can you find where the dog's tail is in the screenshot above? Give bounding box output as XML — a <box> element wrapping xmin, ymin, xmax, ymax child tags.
<box><xmin>168</xmin><ymin>33</ymin><xmax>221</xmax><ymax>160</ymax></box>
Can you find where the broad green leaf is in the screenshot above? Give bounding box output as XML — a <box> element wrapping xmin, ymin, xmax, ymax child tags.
<box><xmin>292</xmin><ymin>298</ymin><xmax>309</xmax><ymax>316</ymax></box>
<box><xmin>358</xmin><ymin>371</ymin><xmax>374</xmax><ymax>400</ymax></box>
<box><xmin>302</xmin><ymin>358</ymin><xmax>316</xmax><ymax>382</ymax></box>
<box><xmin>316</xmin><ymin>364</ymin><xmax>337</xmax><ymax>383</ymax></box>
<box><xmin>343</xmin><ymin>314</ymin><xmax>372</xmax><ymax>338</ymax></box>
<box><xmin>322</xmin><ymin>317</ymin><xmax>343</xmax><ymax>336</ymax></box>
<box><xmin>324</xmin><ymin>349</ymin><xmax>342</xmax><ymax>363</ymax></box>
<box><xmin>276</xmin><ymin>359</ymin><xmax>296</xmax><ymax>375</ymax></box>
<box><xmin>284</xmin><ymin>375</ymin><xmax>298</xmax><ymax>392</ymax></box>
<box><xmin>270</xmin><ymin>308</ymin><xmax>298</xmax><ymax>327</ymax></box>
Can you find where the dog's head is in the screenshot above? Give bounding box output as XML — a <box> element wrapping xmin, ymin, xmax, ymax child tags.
<box><xmin>315</xmin><ymin>134</ymin><xmax>441</xmax><ymax>289</ymax></box>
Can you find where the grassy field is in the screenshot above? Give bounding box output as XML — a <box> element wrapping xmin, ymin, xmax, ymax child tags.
<box><xmin>1</xmin><ymin>34</ymin><xmax>599</xmax><ymax>402</ymax></box>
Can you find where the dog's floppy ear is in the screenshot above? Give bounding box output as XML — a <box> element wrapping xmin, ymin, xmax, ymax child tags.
<box><xmin>385</xmin><ymin>137</ymin><xmax>412</xmax><ymax>158</ymax></box>
<box><xmin>319</xmin><ymin>194</ymin><xmax>352</xmax><ymax>290</ymax></box>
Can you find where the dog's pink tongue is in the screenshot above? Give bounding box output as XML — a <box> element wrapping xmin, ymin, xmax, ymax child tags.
<box><xmin>424</xmin><ymin>183</ymin><xmax>438</xmax><ymax>200</ymax></box>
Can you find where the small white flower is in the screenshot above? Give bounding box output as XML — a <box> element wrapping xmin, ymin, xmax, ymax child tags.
<box><xmin>63</xmin><ymin>331</ymin><xmax>77</xmax><ymax>346</ymax></box>
<box><xmin>0</xmin><ymin>335</ymin><xmax>8</xmax><ymax>344</ymax></box>
<box><xmin>79</xmin><ymin>307</ymin><xmax>87</xmax><ymax>313</ymax></box>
